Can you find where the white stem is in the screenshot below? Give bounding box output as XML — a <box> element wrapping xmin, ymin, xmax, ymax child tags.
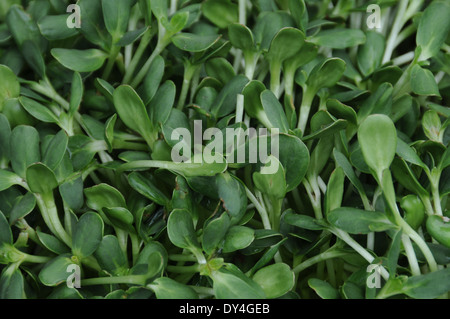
<box><xmin>334</xmin><ymin>228</ymin><xmax>390</xmax><ymax>281</ymax></box>
<box><xmin>401</xmin><ymin>234</ymin><xmax>421</xmax><ymax>276</ymax></box>
<box><xmin>235</xmin><ymin>94</ymin><xmax>244</xmax><ymax>123</ymax></box>
<box><xmin>382</xmin><ymin>0</ymin><xmax>409</xmax><ymax>64</ymax></box>
<box><xmin>392</xmin><ymin>51</ymin><xmax>415</xmax><ymax>66</ymax></box>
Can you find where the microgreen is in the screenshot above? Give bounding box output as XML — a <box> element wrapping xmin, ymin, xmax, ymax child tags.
<box><xmin>0</xmin><ymin>0</ymin><xmax>449</xmax><ymax>301</ymax></box>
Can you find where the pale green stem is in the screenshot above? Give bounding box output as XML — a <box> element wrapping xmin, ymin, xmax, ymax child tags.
<box><xmin>130</xmin><ymin>20</ymin><xmax>168</xmax><ymax>88</ymax></box>
<box><xmin>82</xmin><ymin>275</ymin><xmax>147</xmax><ymax>286</ymax></box>
<box><xmin>270</xmin><ymin>61</ymin><xmax>282</xmax><ymax>98</ymax></box>
<box><xmin>382</xmin><ymin>0</ymin><xmax>409</xmax><ymax>64</ymax></box>
<box><xmin>333</xmin><ymin>228</ymin><xmax>390</xmax><ymax>281</ymax></box>
<box><xmin>293</xmin><ymin>249</ymin><xmax>349</xmax><ymax>276</ymax></box>
<box><xmin>379</xmin><ymin>171</ymin><xmax>438</xmax><ymax>272</ymax></box>
<box><xmin>167</xmin><ymin>264</ymin><xmax>201</xmax><ymax>273</ymax></box>
<box><xmin>401</xmin><ymin>234</ymin><xmax>421</xmax><ymax>276</ymax></box>
<box><xmin>35</xmin><ymin>192</ymin><xmax>72</xmax><ymax>248</ymax></box>
<box><xmin>23</xmin><ymin>253</ymin><xmax>52</xmax><ymax>264</ymax></box>
<box><xmin>245</xmin><ymin>187</ymin><xmax>271</xmax><ymax>230</ymax></box>
<box><xmin>123</xmin><ymin>28</ymin><xmax>153</xmax><ymax>84</ymax></box>
<box><xmin>297</xmin><ymin>87</ymin><xmax>316</xmax><ymax>134</ymax></box>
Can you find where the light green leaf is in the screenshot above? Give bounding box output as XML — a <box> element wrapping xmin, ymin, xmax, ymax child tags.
<box><xmin>51</xmin><ymin>48</ymin><xmax>108</xmax><ymax>72</ymax></box>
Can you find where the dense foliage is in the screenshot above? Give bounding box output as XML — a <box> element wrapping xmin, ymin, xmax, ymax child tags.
<box><xmin>0</xmin><ymin>0</ymin><xmax>449</xmax><ymax>299</ymax></box>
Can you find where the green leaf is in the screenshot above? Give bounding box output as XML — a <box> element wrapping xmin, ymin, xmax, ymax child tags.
<box><xmin>289</xmin><ymin>0</ymin><xmax>308</xmax><ymax>31</ymax></box>
<box><xmin>84</xmin><ymin>183</ymin><xmax>127</xmax><ymax>211</ymax></box>
<box><xmin>283</xmin><ymin>210</ymin><xmax>326</xmax><ymax>231</ymax></box>
<box><xmin>307</xmin><ymin>58</ymin><xmax>346</xmax><ymax>92</ymax></box>
<box><xmin>141</xmin><ymin>55</ymin><xmax>165</xmax><ymax>105</ymax></box>
<box><xmin>0</xmin><ymin>113</ymin><xmax>11</xmax><ymax>162</ymax></box>
<box><xmin>167</xmin><ymin>209</ymin><xmax>200</xmax><ymax>251</ymax></box>
<box><xmin>387</xmin><ymin>229</ymin><xmax>402</xmax><ymax>277</ymax></box>
<box><xmin>357</xmin><ymin>83</ymin><xmax>393</xmax><ymax>123</ymax></box>
<box><xmin>42</xmin><ymin>130</ymin><xmax>69</xmax><ymax>170</ymax></box>
<box><xmin>0</xmin><ymin>265</ymin><xmax>25</xmax><ymax>299</ymax></box>
<box><xmin>324</xmin><ymin>167</ymin><xmax>345</xmax><ymax>215</ymax></box>
<box><xmin>47</xmin><ymin>285</ymin><xmax>83</xmax><ymax>299</ymax></box>
<box><xmin>72</xmin><ymin>212</ymin><xmax>104</xmax><ymax>258</ymax></box>
<box><xmin>357</xmin><ymin>114</ymin><xmax>397</xmax><ymax>177</ymax></box>
<box><xmin>205</xmin><ymin>58</ymin><xmax>236</xmax><ymax>85</ymax></box>
<box><xmin>266</xmin><ymin>27</ymin><xmax>305</xmax><ymax>63</ymax></box>
<box><xmin>77</xmin><ymin>0</ymin><xmax>111</xmax><ymax>49</ymax></box>
<box><xmin>277</xmin><ymin>133</ymin><xmax>310</xmax><ymax>191</ymax></box>
<box><xmin>149</xmin><ymin>277</ymin><xmax>199</xmax><ymax>299</ymax></box>
<box><xmin>216</xmin><ymin>173</ymin><xmax>247</xmax><ymax>225</ymax></box>
<box><xmin>310</xmin><ymin>28</ymin><xmax>366</xmax><ymax>49</ymax></box>
<box><xmin>69</xmin><ymin>72</ymin><xmax>83</xmax><ymax>117</ymax></box>
<box><xmin>0</xmin><ymin>64</ymin><xmax>20</xmax><ymax>112</ymax></box>
<box><xmin>102</xmin><ymin>0</ymin><xmax>132</xmax><ymax>40</ymax></box>
<box><xmin>127</xmin><ymin>172</ymin><xmax>170</xmax><ymax>206</ymax></box>
<box><xmin>116</xmin><ymin>26</ymin><xmax>149</xmax><ymax>47</ymax></box>
<box><xmin>396</xmin><ymin>138</ymin><xmax>427</xmax><ymax>169</ymax></box>
<box><xmin>210</xmin><ymin>74</ymin><xmax>249</xmax><ymax>118</ymax></box>
<box><xmin>328</xmin><ymin>207</ymin><xmax>396</xmax><ymax>234</ymax></box>
<box><xmin>6</xmin><ymin>5</ymin><xmax>46</xmax><ymax>52</ymax></box>
<box><xmin>242</xmin><ymin>80</ymin><xmax>267</xmax><ymax>120</ymax></box>
<box><xmin>9</xmin><ymin>192</ymin><xmax>36</xmax><ymax>225</ymax></box>
<box><xmin>357</xmin><ymin>31</ymin><xmax>385</xmax><ymax>76</ymax></box>
<box><xmin>391</xmin><ymin>158</ymin><xmax>429</xmax><ymax>198</ymax></box>
<box><xmin>26</xmin><ymin>163</ymin><xmax>58</xmax><ymax>194</ymax></box>
<box><xmin>134</xmin><ymin>241</ymin><xmax>168</xmax><ymax>272</ymax></box>
<box><xmin>38</xmin><ymin>14</ymin><xmax>78</xmax><ymax>41</ymax></box>
<box><xmin>104</xmin><ymin>114</ymin><xmax>116</xmax><ymax>152</ymax></box>
<box><xmin>223</xmin><ymin>226</ymin><xmax>255</xmax><ymax>253</ymax></box>
<box><xmin>51</xmin><ymin>48</ymin><xmax>108</xmax><ymax>72</ymax></box>
<box><xmin>148</xmin><ymin>80</ymin><xmax>175</xmax><ymax>127</ymax></box>
<box><xmin>260</xmin><ymin>90</ymin><xmax>290</xmax><ymax>133</ymax></box>
<box><xmin>410</xmin><ymin>65</ymin><xmax>441</xmax><ymax>97</ymax></box>
<box><xmin>211</xmin><ymin>264</ymin><xmax>266</xmax><ymax>299</ymax></box>
<box><xmin>19</xmin><ymin>96</ymin><xmax>59</xmax><ymax>124</ymax></box>
<box><xmin>59</xmin><ymin>175</ymin><xmax>84</xmax><ymax>211</ymax></box>
<box><xmin>308</xmin><ymin>278</ymin><xmax>340</xmax><ymax>299</ymax></box>
<box><xmin>10</xmin><ymin>125</ymin><xmax>40</xmax><ymax>178</ymax></box>
<box><xmin>0</xmin><ymin>210</ymin><xmax>12</xmax><ymax>245</ymax></box>
<box><xmin>38</xmin><ymin>255</ymin><xmax>74</xmax><ymax>287</ymax></box>
<box><xmin>401</xmin><ymin>268</ymin><xmax>450</xmax><ymax>299</ymax></box>
<box><xmin>252</xmin><ymin>263</ymin><xmax>294</xmax><ymax>299</ymax></box>
<box><xmin>0</xmin><ymin>169</ymin><xmax>21</xmax><ymax>192</ymax></box>
<box><xmin>94</xmin><ymin>235</ymin><xmax>128</xmax><ymax>275</ymax></box>
<box><xmin>102</xmin><ymin>207</ymin><xmax>134</xmax><ymax>230</ymax></box>
<box><xmin>228</xmin><ymin>23</ymin><xmax>254</xmax><ymax>51</ymax></box>
<box><xmin>166</xmin><ymin>11</ymin><xmax>189</xmax><ymax>35</ymax></box>
<box><xmin>333</xmin><ymin>149</ymin><xmax>366</xmax><ymax>198</ymax></box>
<box><xmin>202</xmin><ymin>0</ymin><xmax>238</xmax><ymax>29</ymax></box>
<box><xmin>202</xmin><ymin>212</ymin><xmax>231</xmax><ymax>255</ymax></box>
<box><xmin>36</xmin><ymin>231</ymin><xmax>70</xmax><ymax>255</ymax></box>
<box><xmin>416</xmin><ymin>0</ymin><xmax>450</xmax><ymax>61</ymax></box>
<box><xmin>422</xmin><ymin>110</ymin><xmax>442</xmax><ymax>142</ymax></box>
<box><xmin>120</xmin><ymin>159</ymin><xmax>227</xmax><ymax>177</ymax></box>
<box><xmin>326</xmin><ymin>99</ymin><xmax>357</xmax><ymax>125</ymax></box>
<box><xmin>253</xmin><ymin>155</ymin><xmax>287</xmax><ymax>199</ymax></box>
<box><xmin>113</xmin><ymin>85</ymin><xmax>155</xmax><ymax>148</ymax></box>
<box><xmin>171</xmin><ymin>33</ymin><xmax>221</xmax><ymax>52</ymax></box>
